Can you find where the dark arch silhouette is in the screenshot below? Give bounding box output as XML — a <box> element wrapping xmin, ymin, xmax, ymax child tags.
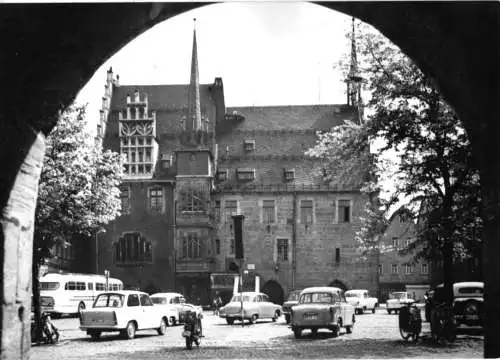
<box><xmin>328</xmin><ymin>279</ymin><xmax>348</xmax><ymax>292</ymax></box>
<box><xmin>261</xmin><ymin>280</ymin><xmax>284</xmax><ymax>305</ymax></box>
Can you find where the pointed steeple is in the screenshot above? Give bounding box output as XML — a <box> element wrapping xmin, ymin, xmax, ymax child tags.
<box><xmin>346</xmin><ymin>17</ymin><xmax>364</xmax><ymax>123</ymax></box>
<box><xmin>187</xmin><ymin>18</ymin><xmax>202</xmax><ymax>137</ymax></box>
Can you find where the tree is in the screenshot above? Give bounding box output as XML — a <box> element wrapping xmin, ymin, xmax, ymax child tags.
<box><xmin>32</xmin><ymin>104</ymin><xmax>123</xmax><ymax>342</ymax></box>
<box><xmin>307</xmin><ymin>21</ymin><xmax>482</xmax><ymax>305</ymax></box>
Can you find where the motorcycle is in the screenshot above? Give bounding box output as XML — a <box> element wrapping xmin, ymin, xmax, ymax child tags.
<box><xmin>31</xmin><ymin>312</ymin><xmax>60</xmax><ymax>344</ymax></box>
<box><xmin>182</xmin><ymin>310</ymin><xmax>203</xmax><ymax>350</ymax></box>
<box><xmin>430</xmin><ymin>303</ymin><xmax>456</xmax><ymax>343</ymax></box>
<box><xmin>398</xmin><ymin>302</ymin><xmax>422</xmax><ymax>342</ymax></box>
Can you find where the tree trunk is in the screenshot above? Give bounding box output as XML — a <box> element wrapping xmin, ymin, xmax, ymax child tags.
<box><xmin>32</xmin><ymin>250</ymin><xmax>43</xmax><ymax>343</ymax></box>
<box><xmin>441</xmin><ymin>199</ymin><xmax>454</xmax><ymax>305</ymax></box>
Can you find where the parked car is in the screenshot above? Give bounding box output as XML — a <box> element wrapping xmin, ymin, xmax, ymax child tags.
<box><xmin>386</xmin><ymin>292</ymin><xmax>415</xmax><ymax>314</ymax></box>
<box><xmin>79</xmin><ymin>290</ymin><xmax>171</xmax><ymax>340</ymax></box>
<box><xmin>150</xmin><ymin>292</ymin><xmax>202</xmax><ymax>325</ymax></box>
<box><xmin>283</xmin><ymin>290</ymin><xmax>302</xmax><ymax>324</ymax></box>
<box><xmin>425</xmin><ymin>282</ymin><xmax>483</xmax><ymax>328</ymax></box>
<box><xmin>345</xmin><ymin>289</ymin><xmax>379</xmax><ymax>314</ymax></box>
<box><xmin>218</xmin><ymin>292</ymin><xmax>282</xmax><ymax>325</ymax></box>
<box><xmin>290</xmin><ymin>286</ymin><xmax>355</xmax><ymax>338</ymax></box>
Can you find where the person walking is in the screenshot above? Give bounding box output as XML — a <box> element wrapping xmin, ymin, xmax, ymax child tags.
<box><xmin>213</xmin><ymin>291</ymin><xmax>222</xmax><ymax>316</ymax></box>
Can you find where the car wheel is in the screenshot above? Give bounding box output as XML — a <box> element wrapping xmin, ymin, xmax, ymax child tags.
<box><xmin>170</xmin><ymin>316</ymin><xmax>177</xmax><ymax>326</ymax></box>
<box><xmin>157</xmin><ymin>318</ymin><xmax>167</xmax><ymax>335</ymax></box>
<box><xmin>272</xmin><ymin>310</ymin><xmax>280</xmax><ymax>322</ymax></box>
<box><xmin>89</xmin><ymin>331</ymin><xmax>101</xmax><ymax>341</ymax></box>
<box><xmin>387</xmin><ymin>309</ymin><xmax>392</xmax><ymax>315</ymax></box>
<box><xmin>249</xmin><ymin>314</ymin><xmax>258</xmax><ymax>324</ymax></box>
<box><xmin>226</xmin><ymin>318</ymin><xmax>234</xmax><ymax>325</ymax></box>
<box><xmin>78</xmin><ymin>302</ymin><xmax>85</xmax><ymax>317</ymax></box>
<box><xmin>311</xmin><ymin>328</ymin><xmax>318</xmax><ymax>336</ymax></box>
<box><xmin>124</xmin><ymin>321</ymin><xmax>136</xmax><ymax>339</ymax></box>
<box><xmin>285</xmin><ymin>314</ymin><xmax>291</xmax><ymax>324</ymax></box>
<box><xmin>372</xmin><ymin>307</ymin><xmax>376</xmax><ymax>314</ymax></box>
<box><xmin>293</xmin><ymin>327</ymin><xmax>302</xmax><ymax>338</ymax></box>
<box><xmin>332</xmin><ymin>326</ymin><xmax>339</xmax><ymax>337</ymax></box>
<box><xmin>346</xmin><ymin>325</ymin><xmax>353</xmax><ymax>334</ymax></box>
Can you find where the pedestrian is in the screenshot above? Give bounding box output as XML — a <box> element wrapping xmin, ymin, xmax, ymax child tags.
<box><xmin>213</xmin><ymin>291</ymin><xmax>222</xmax><ymax>316</ymax></box>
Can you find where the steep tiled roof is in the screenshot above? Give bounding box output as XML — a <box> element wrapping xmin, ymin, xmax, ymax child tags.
<box><xmin>222</xmin><ymin>105</ymin><xmax>357</xmax><ymax>131</ymax></box>
<box><xmin>110</xmin><ymin>84</ymin><xmax>213</xmax><ymax>111</ymax></box>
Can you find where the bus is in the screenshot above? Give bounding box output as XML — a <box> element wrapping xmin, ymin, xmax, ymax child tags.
<box><xmin>38</xmin><ymin>272</ymin><xmax>123</xmax><ymax>317</ymax></box>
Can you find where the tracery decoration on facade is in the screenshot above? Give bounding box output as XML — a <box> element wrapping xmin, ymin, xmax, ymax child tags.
<box><xmin>114</xmin><ymin>232</ymin><xmax>153</xmax><ymax>265</ymax></box>
<box><xmin>179</xmin><ymin>187</ymin><xmax>207</xmax><ymax>212</ymax></box>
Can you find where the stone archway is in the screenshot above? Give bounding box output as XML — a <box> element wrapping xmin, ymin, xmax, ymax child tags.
<box><xmin>1</xmin><ymin>4</ymin><xmax>499</xmax><ymax>358</ymax></box>
<box><xmin>261</xmin><ymin>280</ymin><xmax>284</xmax><ymax>305</ymax></box>
<box><xmin>328</xmin><ymin>279</ymin><xmax>348</xmax><ymax>292</ymax></box>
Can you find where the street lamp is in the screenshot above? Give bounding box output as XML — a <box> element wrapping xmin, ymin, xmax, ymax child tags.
<box><xmin>95</xmin><ymin>228</ymin><xmax>106</xmax><ymax>273</ymax></box>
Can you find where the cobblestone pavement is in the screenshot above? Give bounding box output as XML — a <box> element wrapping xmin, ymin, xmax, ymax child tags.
<box><xmin>31</xmin><ymin>310</ymin><xmax>483</xmax><ymax>359</ymax></box>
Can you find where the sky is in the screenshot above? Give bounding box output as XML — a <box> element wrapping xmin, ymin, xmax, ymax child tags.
<box><xmin>76</xmin><ymin>2</ymin><xmax>354</xmax><ymax>129</ymax></box>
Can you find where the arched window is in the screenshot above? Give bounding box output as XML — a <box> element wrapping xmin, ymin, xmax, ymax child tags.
<box><xmin>115</xmin><ymin>232</ymin><xmax>152</xmax><ymax>265</ymax></box>
<box><xmin>181</xmin><ymin>232</ymin><xmax>202</xmax><ymax>259</ymax></box>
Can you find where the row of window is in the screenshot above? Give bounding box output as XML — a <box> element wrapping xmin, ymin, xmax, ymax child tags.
<box><xmin>120</xmin><ymin>187</ymin><xmax>164</xmax><ymax>214</ymax></box>
<box><xmin>216</xmin><ymin>168</ymin><xmax>296</xmax><ymax>182</ymax></box>
<box><xmin>215</xmin><ymin>199</ymin><xmax>352</xmax><ymax>224</ymax></box>
<box><xmin>378</xmin><ymin>263</ymin><xmax>429</xmax><ymax>275</ymax></box>
<box><xmin>63</xmin><ymin>281</ymin><xmax>121</xmax><ymax>291</ymax></box>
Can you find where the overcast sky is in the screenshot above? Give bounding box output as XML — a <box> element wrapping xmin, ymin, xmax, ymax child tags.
<box><xmin>76</xmin><ymin>2</ymin><xmax>354</xmax><ymax>123</ymax></box>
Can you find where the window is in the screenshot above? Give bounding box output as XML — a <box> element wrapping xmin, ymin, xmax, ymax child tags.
<box><xmin>335</xmin><ymin>247</ymin><xmax>340</xmax><ymax>263</ymax></box>
<box><xmin>127</xmin><ymin>294</ymin><xmax>140</xmax><ymax>307</ymax></box>
<box><xmin>182</xmin><ymin>232</ymin><xmax>201</xmax><ymax>259</ymax></box>
<box><xmin>161</xmin><ymin>153</ymin><xmax>171</xmax><ymax>168</ymax></box>
<box><xmin>224</xmin><ymin>200</ymin><xmax>238</xmax><ymax>222</ymax></box>
<box><xmin>391</xmin><ymin>264</ymin><xmax>398</xmax><ymax>274</ymax></box>
<box><xmin>404</xmin><ymin>264</ymin><xmax>414</xmax><ymax>275</ymax></box>
<box><xmin>262</xmin><ymin>200</ymin><xmax>276</xmax><ymax>224</ymax></box>
<box><xmin>217</xmin><ymin>169</ymin><xmax>228</xmax><ymax>181</ymax></box>
<box><xmin>277</xmin><ymin>238</ymin><xmax>289</xmax><ymax>261</ymax></box>
<box><xmin>378</xmin><ymin>264</ymin><xmax>383</xmax><ymax>275</ymax></box>
<box><xmin>421</xmin><ymin>263</ymin><xmax>428</xmax><ymax>275</ymax></box>
<box><xmin>392</xmin><ymin>237</ymin><xmax>398</xmax><ymax>249</ymax></box>
<box><xmin>88</xmin><ymin>283</ymin><xmax>94</xmax><ymax>290</ymax></box>
<box><xmin>179</xmin><ymin>188</ymin><xmax>206</xmax><ymax>212</ymax></box>
<box><xmin>214</xmin><ymin>200</ymin><xmax>221</xmax><ymax>220</ymax></box>
<box><xmin>120</xmin><ymin>186</ymin><xmax>131</xmax><ymax>214</ymax></box>
<box><xmin>244</xmin><ymin>139</ymin><xmax>255</xmax><ymax>152</ymax></box>
<box><xmin>300</xmin><ymin>200</ymin><xmax>313</xmax><ymax>224</ymax></box>
<box><xmin>64</xmin><ymin>282</ymin><xmax>86</xmax><ymax>291</ymax></box>
<box><xmin>215</xmin><ymin>239</ymin><xmax>220</xmax><ymax>255</ymax></box>
<box><xmin>115</xmin><ymin>232</ymin><xmax>153</xmax><ymax>264</ymax></box>
<box><xmin>149</xmin><ymin>187</ymin><xmax>163</xmax><ymax>212</ymax></box>
<box><xmin>140</xmin><ymin>294</ymin><xmax>153</xmax><ymax>306</ymax></box>
<box><xmin>96</xmin><ymin>283</ymin><xmax>106</xmax><ymax>291</ymax></box>
<box><xmin>283</xmin><ymin>168</ymin><xmax>295</xmax><ymax>181</ymax></box>
<box><xmin>337</xmin><ymin>200</ymin><xmax>351</xmax><ymax>223</ymax></box>
<box><xmin>237</xmin><ymin>169</ymin><xmax>255</xmax><ymax>181</ymax></box>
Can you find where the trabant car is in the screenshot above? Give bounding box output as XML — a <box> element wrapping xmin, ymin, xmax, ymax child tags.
<box><xmin>218</xmin><ymin>292</ymin><xmax>282</xmax><ymax>325</ymax></box>
<box><xmin>150</xmin><ymin>292</ymin><xmax>202</xmax><ymax>325</ymax></box>
<box><xmin>425</xmin><ymin>282</ymin><xmax>483</xmax><ymax>327</ymax></box>
<box><xmin>290</xmin><ymin>286</ymin><xmax>355</xmax><ymax>338</ymax></box>
<box><xmin>79</xmin><ymin>290</ymin><xmax>172</xmax><ymax>340</ymax></box>
<box><xmin>345</xmin><ymin>289</ymin><xmax>379</xmax><ymax>314</ymax></box>
<box><xmin>386</xmin><ymin>292</ymin><xmax>415</xmax><ymax>314</ymax></box>
<box><xmin>283</xmin><ymin>290</ymin><xmax>302</xmax><ymax>324</ymax></box>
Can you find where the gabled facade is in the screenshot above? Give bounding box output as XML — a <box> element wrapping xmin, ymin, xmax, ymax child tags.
<box><xmin>95</xmin><ymin>26</ymin><xmax>375</xmax><ymax>306</ymax></box>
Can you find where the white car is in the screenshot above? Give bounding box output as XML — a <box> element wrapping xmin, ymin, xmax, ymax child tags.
<box><xmin>386</xmin><ymin>292</ymin><xmax>415</xmax><ymax>314</ymax></box>
<box><xmin>150</xmin><ymin>292</ymin><xmax>202</xmax><ymax>325</ymax></box>
<box><xmin>219</xmin><ymin>292</ymin><xmax>282</xmax><ymax>325</ymax></box>
<box><xmin>79</xmin><ymin>290</ymin><xmax>172</xmax><ymax>340</ymax></box>
<box><xmin>345</xmin><ymin>289</ymin><xmax>379</xmax><ymax>314</ymax></box>
<box><xmin>290</xmin><ymin>286</ymin><xmax>355</xmax><ymax>338</ymax></box>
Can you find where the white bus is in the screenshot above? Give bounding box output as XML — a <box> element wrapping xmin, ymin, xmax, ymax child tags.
<box><xmin>39</xmin><ymin>272</ymin><xmax>123</xmax><ymax>317</ymax></box>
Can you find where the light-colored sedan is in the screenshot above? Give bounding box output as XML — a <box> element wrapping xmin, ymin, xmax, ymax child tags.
<box><xmin>345</xmin><ymin>289</ymin><xmax>379</xmax><ymax>314</ymax></box>
<box><xmin>150</xmin><ymin>292</ymin><xmax>202</xmax><ymax>325</ymax></box>
<box><xmin>79</xmin><ymin>290</ymin><xmax>171</xmax><ymax>340</ymax></box>
<box><xmin>290</xmin><ymin>286</ymin><xmax>355</xmax><ymax>338</ymax></box>
<box><xmin>219</xmin><ymin>292</ymin><xmax>282</xmax><ymax>325</ymax></box>
<box><xmin>386</xmin><ymin>291</ymin><xmax>415</xmax><ymax>314</ymax></box>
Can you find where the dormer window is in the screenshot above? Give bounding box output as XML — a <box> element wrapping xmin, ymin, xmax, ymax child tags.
<box><xmin>237</xmin><ymin>168</ymin><xmax>256</xmax><ymax>181</ymax></box>
<box><xmin>284</xmin><ymin>168</ymin><xmax>296</xmax><ymax>181</ymax></box>
<box><xmin>244</xmin><ymin>139</ymin><xmax>255</xmax><ymax>152</ymax></box>
<box><xmin>162</xmin><ymin>154</ymin><xmax>172</xmax><ymax>169</ymax></box>
<box><xmin>217</xmin><ymin>169</ymin><xmax>228</xmax><ymax>181</ymax></box>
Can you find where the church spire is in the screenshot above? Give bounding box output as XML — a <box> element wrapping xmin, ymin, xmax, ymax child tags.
<box><xmin>346</xmin><ymin>17</ymin><xmax>364</xmax><ymax>123</ymax></box>
<box><xmin>187</xmin><ymin>18</ymin><xmax>202</xmax><ymax>136</ymax></box>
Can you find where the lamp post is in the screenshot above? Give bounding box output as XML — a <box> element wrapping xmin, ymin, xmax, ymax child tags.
<box><xmin>95</xmin><ymin>228</ymin><xmax>106</xmax><ymax>273</ymax></box>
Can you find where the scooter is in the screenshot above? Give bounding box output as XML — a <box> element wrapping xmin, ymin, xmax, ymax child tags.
<box><xmin>182</xmin><ymin>310</ymin><xmax>203</xmax><ymax>350</ymax></box>
<box><xmin>31</xmin><ymin>312</ymin><xmax>60</xmax><ymax>344</ymax></box>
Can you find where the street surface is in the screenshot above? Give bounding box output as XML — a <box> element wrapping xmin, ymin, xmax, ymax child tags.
<box><xmin>31</xmin><ymin>309</ymin><xmax>483</xmax><ymax>359</ymax></box>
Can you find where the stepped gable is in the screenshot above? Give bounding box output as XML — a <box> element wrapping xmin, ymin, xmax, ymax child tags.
<box><xmin>110</xmin><ymin>84</ymin><xmax>213</xmax><ymax>111</ymax></box>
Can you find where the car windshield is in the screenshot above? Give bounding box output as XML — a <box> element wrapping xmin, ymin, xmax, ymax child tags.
<box><xmin>40</xmin><ymin>282</ymin><xmax>60</xmax><ymax>291</ymax></box>
<box><xmin>389</xmin><ymin>292</ymin><xmax>406</xmax><ymax>300</ymax></box>
<box><xmin>299</xmin><ymin>292</ymin><xmax>333</xmax><ymax>304</ymax></box>
<box><xmin>151</xmin><ymin>297</ymin><xmax>168</xmax><ymax>305</ymax></box>
<box><xmin>93</xmin><ymin>293</ymin><xmax>125</xmax><ymax>308</ymax></box>
<box><xmin>231</xmin><ymin>295</ymin><xmax>251</xmax><ymax>302</ymax></box>
<box><xmin>345</xmin><ymin>292</ymin><xmax>361</xmax><ymax>298</ymax></box>
<box><xmin>287</xmin><ymin>291</ymin><xmax>301</xmax><ymax>301</ymax></box>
